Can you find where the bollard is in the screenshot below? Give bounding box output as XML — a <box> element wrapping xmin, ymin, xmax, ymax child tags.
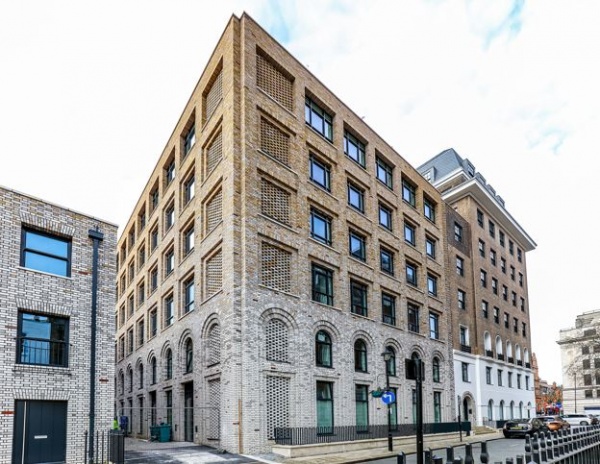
<box><xmin>516</xmin><ymin>455</ymin><xmax>524</xmax><ymax>464</ymax></box>
<box><xmin>538</xmin><ymin>432</ymin><xmax>547</xmax><ymax>462</ymax></box>
<box><xmin>545</xmin><ymin>432</ymin><xmax>553</xmax><ymax>460</ymax></box>
<box><xmin>531</xmin><ymin>432</ymin><xmax>540</xmax><ymax>464</ymax></box>
<box><xmin>464</xmin><ymin>443</ymin><xmax>474</xmax><ymax>464</ymax></box>
<box><xmin>446</xmin><ymin>446</ymin><xmax>454</xmax><ymax>464</ymax></box>
<box><xmin>480</xmin><ymin>441</ymin><xmax>489</xmax><ymax>464</ymax></box>
<box><xmin>505</xmin><ymin>458</ymin><xmax>513</xmax><ymax>463</ymax></box>
<box><xmin>397</xmin><ymin>451</ymin><xmax>406</xmax><ymax>464</ymax></box>
<box><xmin>433</xmin><ymin>457</ymin><xmax>443</xmax><ymax>464</ymax></box>
<box><xmin>452</xmin><ymin>458</ymin><xmax>462</xmax><ymax>464</ymax></box>
<box><xmin>425</xmin><ymin>449</ymin><xmax>432</xmax><ymax>464</ymax></box>
<box><xmin>524</xmin><ymin>435</ymin><xmax>532</xmax><ymax>463</ymax></box>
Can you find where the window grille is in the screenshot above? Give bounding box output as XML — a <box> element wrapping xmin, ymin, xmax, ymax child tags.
<box><xmin>205</xmin><ymin>189</ymin><xmax>222</xmax><ymax>234</ymax></box>
<box><xmin>207</xmin><ymin>324</ymin><xmax>221</xmax><ymax>366</ymax></box>
<box><xmin>261</xmin><ymin>179</ymin><xmax>290</xmax><ymax>225</ymax></box>
<box><xmin>205</xmin><ymin>249</ymin><xmax>222</xmax><ymax>297</ymax></box>
<box><xmin>206</xmin><ymin>131</ymin><xmax>223</xmax><ymax>177</ymax></box>
<box><xmin>204</xmin><ymin>69</ymin><xmax>222</xmax><ymax>122</ymax></box>
<box><xmin>266</xmin><ymin>375</ymin><xmax>290</xmax><ymax>439</ymax></box>
<box><xmin>261</xmin><ymin>242</ymin><xmax>291</xmax><ymax>293</ymax></box>
<box><xmin>260</xmin><ymin>118</ymin><xmax>290</xmax><ymax>165</ymax></box>
<box><xmin>257</xmin><ymin>52</ymin><xmax>294</xmax><ymax>111</ymax></box>
<box><xmin>207</xmin><ymin>379</ymin><xmax>221</xmax><ymax>439</ymax></box>
<box><xmin>265</xmin><ymin>319</ymin><xmax>289</xmax><ymax>362</ymax></box>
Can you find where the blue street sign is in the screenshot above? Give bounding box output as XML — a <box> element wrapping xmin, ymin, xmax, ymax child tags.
<box><xmin>381</xmin><ymin>390</ymin><xmax>395</xmax><ymax>405</ymax></box>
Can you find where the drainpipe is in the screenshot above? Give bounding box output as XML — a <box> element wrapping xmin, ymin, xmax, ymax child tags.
<box><xmin>88</xmin><ymin>227</ymin><xmax>104</xmax><ymax>463</ymax></box>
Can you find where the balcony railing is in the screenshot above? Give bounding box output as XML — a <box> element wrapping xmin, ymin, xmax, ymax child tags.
<box><xmin>460</xmin><ymin>344</ymin><xmax>472</xmax><ymax>353</ymax></box>
<box><xmin>497</xmin><ymin>353</ymin><xmax>505</xmax><ymax>361</ymax></box>
<box><xmin>17</xmin><ymin>337</ymin><xmax>68</xmax><ymax>367</ymax></box>
<box><xmin>485</xmin><ymin>350</ymin><xmax>493</xmax><ymax>357</ymax></box>
<box><xmin>517</xmin><ymin>360</ymin><xmax>523</xmax><ymax>366</ymax></box>
<box><xmin>525</xmin><ymin>362</ymin><xmax>531</xmax><ymax>368</ymax></box>
<box><xmin>508</xmin><ymin>357</ymin><xmax>514</xmax><ymax>364</ymax></box>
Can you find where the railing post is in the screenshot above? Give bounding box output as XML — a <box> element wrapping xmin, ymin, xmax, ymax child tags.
<box><xmin>446</xmin><ymin>446</ymin><xmax>454</xmax><ymax>464</ymax></box>
<box><xmin>531</xmin><ymin>432</ymin><xmax>540</xmax><ymax>464</ymax></box>
<box><xmin>538</xmin><ymin>432</ymin><xmax>547</xmax><ymax>462</ymax></box>
<box><xmin>515</xmin><ymin>455</ymin><xmax>524</xmax><ymax>464</ymax></box>
<box><xmin>480</xmin><ymin>440</ymin><xmax>489</xmax><ymax>464</ymax></box>
<box><xmin>464</xmin><ymin>443</ymin><xmax>474</xmax><ymax>464</ymax></box>
<box><xmin>525</xmin><ymin>435</ymin><xmax>533</xmax><ymax>464</ymax></box>
<box><xmin>397</xmin><ymin>451</ymin><xmax>406</xmax><ymax>464</ymax></box>
<box><xmin>545</xmin><ymin>432</ymin><xmax>553</xmax><ymax>461</ymax></box>
<box><xmin>425</xmin><ymin>449</ymin><xmax>432</xmax><ymax>464</ymax></box>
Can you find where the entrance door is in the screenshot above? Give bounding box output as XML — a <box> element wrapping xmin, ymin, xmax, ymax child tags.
<box><xmin>13</xmin><ymin>400</ymin><xmax>68</xmax><ymax>464</ymax></box>
<box><xmin>184</xmin><ymin>382</ymin><xmax>194</xmax><ymax>442</ymax></box>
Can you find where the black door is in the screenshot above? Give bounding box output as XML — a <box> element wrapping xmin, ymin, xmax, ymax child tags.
<box><xmin>13</xmin><ymin>400</ymin><xmax>68</xmax><ymax>464</ymax></box>
<box><xmin>184</xmin><ymin>382</ymin><xmax>194</xmax><ymax>442</ymax></box>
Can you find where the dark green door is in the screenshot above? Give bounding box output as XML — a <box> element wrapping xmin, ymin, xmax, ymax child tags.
<box><xmin>13</xmin><ymin>400</ymin><xmax>68</xmax><ymax>464</ymax></box>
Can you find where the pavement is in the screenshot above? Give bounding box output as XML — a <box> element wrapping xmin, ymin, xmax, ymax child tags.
<box><xmin>124</xmin><ymin>430</ymin><xmax>501</xmax><ymax>464</ymax></box>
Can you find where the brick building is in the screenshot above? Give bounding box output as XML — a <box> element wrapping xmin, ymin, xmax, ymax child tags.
<box><xmin>418</xmin><ymin>149</ymin><xmax>537</xmax><ymax>426</ymax></box>
<box><xmin>114</xmin><ymin>13</ymin><xmax>456</xmax><ymax>454</ymax></box>
<box><xmin>0</xmin><ymin>186</ymin><xmax>117</xmax><ymax>463</ymax></box>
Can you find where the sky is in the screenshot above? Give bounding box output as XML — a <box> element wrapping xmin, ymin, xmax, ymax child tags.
<box><xmin>1</xmin><ymin>0</ymin><xmax>598</xmax><ymax>384</ymax></box>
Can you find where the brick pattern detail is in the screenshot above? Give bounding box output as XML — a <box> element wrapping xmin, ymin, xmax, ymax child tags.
<box><xmin>206</xmin><ymin>131</ymin><xmax>223</xmax><ymax>177</ymax></box>
<box><xmin>260</xmin><ymin>180</ymin><xmax>290</xmax><ymax>226</ymax></box>
<box><xmin>204</xmin><ymin>68</ymin><xmax>222</xmax><ymax>122</ymax></box>
<box><xmin>260</xmin><ymin>118</ymin><xmax>290</xmax><ymax>165</ymax></box>
<box><xmin>207</xmin><ymin>324</ymin><xmax>221</xmax><ymax>365</ymax></box>
<box><xmin>265</xmin><ymin>318</ymin><xmax>289</xmax><ymax>362</ymax></box>
<box><xmin>208</xmin><ymin>379</ymin><xmax>221</xmax><ymax>439</ymax></box>
<box><xmin>257</xmin><ymin>51</ymin><xmax>294</xmax><ymax>111</ymax></box>
<box><xmin>205</xmin><ymin>189</ymin><xmax>222</xmax><ymax>235</ymax></box>
<box><xmin>261</xmin><ymin>242</ymin><xmax>291</xmax><ymax>293</ymax></box>
<box><xmin>266</xmin><ymin>375</ymin><xmax>290</xmax><ymax>439</ymax></box>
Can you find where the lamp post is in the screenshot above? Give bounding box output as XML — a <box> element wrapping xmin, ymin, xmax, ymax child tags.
<box><xmin>381</xmin><ymin>350</ymin><xmax>393</xmax><ymax>452</ymax></box>
<box><xmin>574</xmin><ymin>372</ymin><xmax>577</xmax><ymax>413</ymax></box>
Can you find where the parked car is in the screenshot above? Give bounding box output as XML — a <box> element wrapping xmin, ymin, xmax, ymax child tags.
<box><xmin>560</xmin><ymin>414</ymin><xmax>592</xmax><ymax>426</ymax></box>
<box><xmin>538</xmin><ymin>415</ymin><xmax>571</xmax><ymax>432</ymax></box>
<box><xmin>503</xmin><ymin>417</ymin><xmax>548</xmax><ymax>438</ymax></box>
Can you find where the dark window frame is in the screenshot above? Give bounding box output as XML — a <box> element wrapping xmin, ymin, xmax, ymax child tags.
<box><xmin>21</xmin><ymin>227</ymin><xmax>72</xmax><ymax>277</ymax></box>
<box><xmin>305</xmin><ymin>96</ymin><xmax>333</xmax><ymax>142</ymax></box>
<box><xmin>17</xmin><ymin>311</ymin><xmax>69</xmax><ymax>367</ymax></box>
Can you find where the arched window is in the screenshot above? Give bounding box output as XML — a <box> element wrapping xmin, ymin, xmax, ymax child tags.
<box><xmin>119</xmin><ymin>371</ymin><xmax>125</xmax><ymax>395</ymax></box>
<box><xmin>519</xmin><ymin>401</ymin><xmax>523</xmax><ymax>419</ymax></box>
<box><xmin>127</xmin><ymin>368</ymin><xmax>133</xmax><ymax>392</ymax></box>
<box><xmin>488</xmin><ymin>400</ymin><xmax>494</xmax><ymax>421</ymax></box>
<box><xmin>354</xmin><ymin>339</ymin><xmax>367</xmax><ymax>372</ymax></box>
<box><xmin>499</xmin><ymin>400</ymin><xmax>505</xmax><ymax>420</ymax></box>
<box><xmin>506</xmin><ymin>341</ymin><xmax>513</xmax><ymax>360</ymax></box>
<box><xmin>266</xmin><ymin>319</ymin><xmax>289</xmax><ymax>363</ymax></box>
<box><xmin>510</xmin><ymin>401</ymin><xmax>515</xmax><ymax>419</ymax></box>
<box><xmin>165</xmin><ymin>349</ymin><xmax>173</xmax><ymax>380</ymax></box>
<box><xmin>138</xmin><ymin>363</ymin><xmax>144</xmax><ymax>389</ymax></box>
<box><xmin>484</xmin><ymin>332</ymin><xmax>492</xmax><ymax>352</ymax></box>
<box><xmin>185</xmin><ymin>339</ymin><xmax>193</xmax><ymax>373</ymax></box>
<box><xmin>207</xmin><ymin>324</ymin><xmax>221</xmax><ymax>366</ymax></box>
<box><xmin>432</xmin><ymin>357</ymin><xmax>440</xmax><ymax>383</ymax></box>
<box><xmin>150</xmin><ymin>357</ymin><xmax>157</xmax><ymax>385</ymax></box>
<box><xmin>495</xmin><ymin>336</ymin><xmax>503</xmax><ymax>358</ymax></box>
<box><xmin>527</xmin><ymin>402</ymin><xmax>532</xmax><ymax>418</ymax></box>
<box><xmin>516</xmin><ymin>344</ymin><xmax>522</xmax><ymax>363</ymax></box>
<box><xmin>385</xmin><ymin>346</ymin><xmax>396</xmax><ymax>376</ymax></box>
<box><xmin>315</xmin><ymin>330</ymin><xmax>332</xmax><ymax>367</ymax></box>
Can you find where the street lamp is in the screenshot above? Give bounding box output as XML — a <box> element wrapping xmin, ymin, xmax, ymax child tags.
<box><xmin>574</xmin><ymin>372</ymin><xmax>577</xmax><ymax>413</ymax></box>
<box><xmin>381</xmin><ymin>350</ymin><xmax>393</xmax><ymax>452</ymax></box>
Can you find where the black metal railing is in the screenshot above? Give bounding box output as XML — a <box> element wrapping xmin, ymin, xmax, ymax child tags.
<box><xmin>517</xmin><ymin>359</ymin><xmax>523</xmax><ymax>366</ymax></box>
<box><xmin>485</xmin><ymin>350</ymin><xmax>493</xmax><ymax>357</ymax></box>
<box><xmin>274</xmin><ymin>422</ymin><xmax>471</xmax><ymax>446</ymax></box>
<box><xmin>460</xmin><ymin>344</ymin><xmax>472</xmax><ymax>353</ymax></box>
<box><xmin>17</xmin><ymin>337</ymin><xmax>68</xmax><ymax>367</ymax></box>
<box><xmin>508</xmin><ymin>357</ymin><xmax>514</xmax><ymax>364</ymax></box>
<box><xmin>497</xmin><ymin>353</ymin><xmax>505</xmax><ymax>361</ymax></box>
<box><xmin>83</xmin><ymin>430</ymin><xmax>124</xmax><ymax>464</ymax></box>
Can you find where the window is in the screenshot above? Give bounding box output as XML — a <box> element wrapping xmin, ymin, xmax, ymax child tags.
<box><xmin>517</xmin><ymin>248</ymin><xmax>522</xmax><ymax>262</ymax></box>
<box><xmin>164</xmin><ymin>248</ymin><xmax>175</xmax><ymax>276</ymax></box>
<box><xmin>504</xmin><ymin>312</ymin><xmax>509</xmax><ymax>328</ymax></box>
<box><xmin>502</xmin><ymin>285</ymin><xmax>508</xmax><ymax>301</ymax></box>
<box><xmin>165</xmin><ymin>349</ymin><xmax>173</xmax><ymax>380</ymax></box>
<box><xmin>344</xmin><ymin>131</ymin><xmax>365</xmax><ymax>167</ymax></box>
<box><xmin>482</xmin><ymin>300</ymin><xmax>489</xmax><ymax>318</ymax></box>
<box><xmin>183</xmin><ymin>125</ymin><xmax>196</xmax><ymax>157</ymax></box>
<box><xmin>309</xmin><ymin>155</ymin><xmax>331</xmax><ymax>191</ymax></box>
<box><xmin>347</xmin><ymin>182</ymin><xmax>365</xmax><ymax>212</ymax></box>
<box><xmin>316</xmin><ymin>381</ymin><xmax>334</xmax><ymax>431</ymax></box>
<box><xmin>378</xmin><ymin>204</ymin><xmax>392</xmax><ymax>230</ymax></box>
<box><xmin>150</xmin><ymin>187</ymin><xmax>159</xmax><ymax>212</ymax></box>
<box><xmin>183</xmin><ymin>223</ymin><xmax>195</xmax><ymax>256</ymax></box>
<box><xmin>165</xmin><ymin>159</ymin><xmax>175</xmax><ymax>186</ymax></box>
<box><xmin>150</xmin><ymin>225</ymin><xmax>159</xmax><ymax>252</ymax></box>
<box><xmin>433</xmin><ymin>392</ymin><xmax>442</xmax><ymax>423</ymax></box>
<box><xmin>499</xmin><ymin>230</ymin><xmax>505</xmax><ymax>247</ymax></box>
<box><xmin>432</xmin><ymin>357</ymin><xmax>440</xmax><ymax>383</ymax></box>
<box><xmin>486</xmin><ymin>367</ymin><xmax>492</xmax><ymax>384</ymax></box>
<box><xmin>459</xmin><ymin>326</ymin><xmax>469</xmax><ymax>346</ymax></box>
<box><xmin>149</xmin><ymin>266</ymin><xmax>158</xmax><ymax>293</ymax></box>
<box><xmin>510</xmin><ymin>266</ymin><xmax>515</xmax><ymax>281</ymax></box>
<box><xmin>407</xmin><ymin>303</ymin><xmax>419</xmax><ymax>333</ymax></box>
<box><xmin>17</xmin><ymin>312</ymin><xmax>69</xmax><ymax>367</ymax></box>
<box><xmin>349</xmin><ymin>231</ymin><xmax>366</xmax><ymax>261</ymax></box>
<box><xmin>427</xmin><ymin>274</ymin><xmax>438</xmax><ymax>296</ymax></box>
<box><xmin>489</xmin><ymin>220</ymin><xmax>495</xmax><ymax>238</ymax></box>
<box><xmin>462</xmin><ymin>362</ymin><xmax>469</xmax><ymax>382</ymax></box>
<box><xmin>423</xmin><ymin>197</ymin><xmax>436</xmax><ymax>222</ymax></box>
<box><xmin>354</xmin><ymin>339</ymin><xmax>367</xmax><ymax>372</ymax></box>
<box><xmin>520</xmin><ymin>297</ymin><xmax>525</xmax><ymax>311</ymax></box>
<box><xmin>512</xmin><ymin>292</ymin><xmax>517</xmax><ymax>307</ymax></box>
<box><xmin>312</xmin><ymin>264</ymin><xmax>333</xmax><ymax>306</ymax></box>
<box><xmin>183</xmin><ymin>276</ymin><xmax>195</xmax><ymax>314</ymax></box>
<box><xmin>404</xmin><ymin>222</ymin><xmax>416</xmax><ymax>246</ymax></box>
<box><xmin>183</xmin><ymin>172</ymin><xmax>195</xmax><ymax>204</ymax></box>
<box><xmin>402</xmin><ymin>178</ymin><xmax>416</xmax><ymax>207</ymax></box>
<box><xmin>137</xmin><ymin>318</ymin><xmax>144</xmax><ymax>348</ymax></box>
<box><xmin>501</xmin><ymin>258</ymin><xmax>506</xmax><ymax>273</ymax></box>
<box><xmin>138</xmin><ymin>363</ymin><xmax>144</xmax><ymax>389</ymax></box>
<box><xmin>454</xmin><ymin>223</ymin><xmax>463</xmax><ymax>242</ymax></box>
<box><xmin>21</xmin><ymin>228</ymin><xmax>71</xmax><ymax>277</ymax></box>
<box><xmin>458</xmin><ymin>290</ymin><xmax>466</xmax><ymax>309</ymax></box>
<box><xmin>491</xmin><ymin>278</ymin><xmax>498</xmax><ymax>294</ymax></box>
<box><xmin>355</xmin><ymin>384</ymin><xmax>369</xmax><ymax>431</ymax></box>
<box><xmin>494</xmin><ymin>307</ymin><xmax>500</xmax><ymax>324</ymax></box>
<box><xmin>185</xmin><ymin>339</ymin><xmax>193</xmax><ymax>373</ymax></box>
<box><xmin>426</xmin><ymin>237</ymin><xmax>436</xmax><ymax>259</ymax></box>
<box><xmin>376</xmin><ymin>156</ymin><xmax>393</xmax><ymax>189</ymax></box>
<box><xmin>490</xmin><ymin>249</ymin><xmax>496</xmax><ymax>266</ymax></box>
<box><xmin>165</xmin><ymin>203</ymin><xmax>175</xmax><ymax>231</ymax></box>
<box><xmin>149</xmin><ymin>307</ymin><xmax>157</xmax><ymax>338</ymax></box>
<box><xmin>310</xmin><ymin>209</ymin><xmax>332</xmax><ymax>245</ymax></box>
<box><xmin>138</xmin><ymin>246</ymin><xmax>146</xmax><ymax>268</ymax></box>
<box><xmin>164</xmin><ymin>294</ymin><xmax>174</xmax><ymax>327</ymax></box>
<box><xmin>315</xmin><ymin>330</ymin><xmax>332</xmax><ymax>367</ymax></box>
<box><xmin>478</xmin><ymin>240</ymin><xmax>485</xmax><ymax>257</ymax></box>
<box><xmin>305</xmin><ymin>97</ymin><xmax>333</xmax><ymax>141</ymax></box>
<box><xmin>382</xmin><ymin>292</ymin><xmax>396</xmax><ymax>326</ymax></box>
<box><xmin>429</xmin><ymin>312</ymin><xmax>439</xmax><ymax>340</ymax></box>
<box><xmin>385</xmin><ymin>347</ymin><xmax>396</xmax><ymax>376</ymax></box>
<box><xmin>406</xmin><ymin>262</ymin><xmax>418</xmax><ymax>286</ymax></box>
<box><xmin>522</xmin><ymin>322</ymin><xmax>527</xmax><ymax>337</ymax></box>
<box><xmin>138</xmin><ymin>208</ymin><xmax>147</xmax><ymax>231</ymax></box>
<box><xmin>477</xmin><ymin>209</ymin><xmax>484</xmax><ymax>227</ymax></box>
<box><xmin>380</xmin><ymin>247</ymin><xmax>394</xmax><ymax>275</ymax></box>
<box><xmin>137</xmin><ymin>282</ymin><xmax>145</xmax><ymax>306</ymax></box>
<box><xmin>150</xmin><ymin>357</ymin><xmax>157</xmax><ymax>385</ymax></box>
<box><xmin>350</xmin><ymin>280</ymin><xmax>368</xmax><ymax>316</ymax></box>
<box><xmin>480</xmin><ymin>270</ymin><xmax>487</xmax><ymax>287</ymax></box>
<box><xmin>456</xmin><ymin>256</ymin><xmax>464</xmax><ymax>276</ymax></box>
<box><xmin>519</xmin><ymin>273</ymin><xmax>524</xmax><ymax>287</ymax></box>
<box><xmin>509</xmin><ymin>240</ymin><xmax>514</xmax><ymax>255</ymax></box>
<box><xmin>497</xmin><ymin>369</ymin><xmax>503</xmax><ymax>386</ymax></box>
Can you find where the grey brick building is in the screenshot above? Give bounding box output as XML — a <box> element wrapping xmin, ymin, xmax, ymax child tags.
<box><xmin>114</xmin><ymin>13</ymin><xmax>456</xmax><ymax>454</ymax></box>
<box><xmin>0</xmin><ymin>186</ymin><xmax>117</xmax><ymax>463</ymax></box>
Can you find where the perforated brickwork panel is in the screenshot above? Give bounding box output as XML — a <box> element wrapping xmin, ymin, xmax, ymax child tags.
<box><xmin>205</xmin><ymin>70</ymin><xmax>222</xmax><ymax>122</ymax></box>
<box><xmin>260</xmin><ymin>118</ymin><xmax>290</xmax><ymax>166</ymax></box>
<box><xmin>266</xmin><ymin>375</ymin><xmax>290</xmax><ymax>439</ymax></box>
<box><xmin>260</xmin><ymin>180</ymin><xmax>290</xmax><ymax>226</ymax></box>
<box><xmin>206</xmin><ymin>131</ymin><xmax>223</xmax><ymax>177</ymax></box>
<box><xmin>265</xmin><ymin>318</ymin><xmax>289</xmax><ymax>362</ymax></box>
<box><xmin>205</xmin><ymin>189</ymin><xmax>222</xmax><ymax>234</ymax></box>
<box><xmin>205</xmin><ymin>249</ymin><xmax>222</xmax><ymax>297</ymax></box>
<box><xmin>261</xmin><ymin>242</ymin><xmax>291</xmax><ymax>293</ymax></box>
<box><xmin>257</xmin><ymin>53</ymin><xmax>294</xmax><ymax>111</ymax></box>
<box><xmin>208</xmin><ymin>378</ymin><xmax>221</xmax><ymax>439</ymax></box>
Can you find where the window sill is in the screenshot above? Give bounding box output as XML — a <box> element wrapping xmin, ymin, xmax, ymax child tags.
<box><xmin>18</xmin><ymin>266</ymin><xmax>72</xmax><ymax>280</ymax></box>
<box><xmin>13</xmin><ymin>363</ymin><xmax>72</xmax><ymax>374</ymax></box>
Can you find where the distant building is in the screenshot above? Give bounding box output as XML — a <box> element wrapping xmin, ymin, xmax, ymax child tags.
<box><xmin>418</xmin><ymin>149</ymin><xmax>537</xmax><ymax>426</ymax></box>
<box><xmin>532</xmin><ymin>353</ymin><xmax>561</xmax><ymax>414</ymax></box>
<box><xmin>558</xmin><ymin>309</ymin><xmax>600</xmax><ymax>414</ymax></box>
<box><xmin>114</xmin><ymin>13</ymin><xmax>456</xmax><ymax>454</ymax></box>
<box><xmin>0</xmin><ymin>186</ymin><xmax>116</xmax><ymax>463</ymax></box>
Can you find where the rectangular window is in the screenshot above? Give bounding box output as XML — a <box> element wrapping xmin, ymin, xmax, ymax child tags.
<box><xmin>497</xmin><ymin>370</ymin><xmax>503</xmax><ymax>386</ymax></box>
<box><xmin>504</xmin><ymin>312</ymin><xmax>509</xmax><ymax>328</ymax></box>
<box><xmin>344</xmin><ymin>131</ymin><xmax>366</xmax><ymax>167</ymax></box>
<box><xmin>456</xmin><ymin>256</ymin><xmax>464</xmax><ymax>276</ymax></box>
<box><xmin>499</xmin><ymin>231</ymin><xmax>505</xmax><ymax>247</ymax></box>
<box><xmin>376</xmin><ymin>157</ymin><xmax>393</xmax><ymax>189</ymax></box>
<box><xmin>349</xmin><ymin>231</ymin><xmax>366</xmax><ymax>261</ymax></box>
<box><xmin>382</xmin><ymin>293</ymin><xmax>396</xmax><ymax>326</ymax></box>
<box><xmin>127</xmin><ymin>328</ymin><xmax>134</xmax><ymax>355</ymax></box>
<box><xmin>494</xmin><ymin>307</ymin><xmax>500</xmax><ymax>324</ymax></box>
<box><xmin>458</xmin><ymin>290</ymin><xmax>466</xmax><ymax>309</ymax></box>
<box><xmin>459</xmin><ymin>326</ymin><xmax>468</xmax><ymax>346</ymax></box>
<box><xmin>486</xmin><ymin>367</ymin><xmax>492</xmax><ymax>385</ymax></box>
<box><xmin>407</xmin><ymin>303</ymin><xmax>419</xmax><ymax>333</ymax></box>
<box><xmin>183</xmin><ymin>172</ymin><xmax>195</xmax><ymax>204</ymax></box>
<box><xmin>165</xmin><ymin>159</ymin><xmax>175</xmax><ymax>186</ymax></box>
<box><xmin>477</xmin><ymin>209</ymin><xmax>484</xmax><ymax>227</ymax></box>
<box><xmin>21</xmin><ymin>228</ymin><xmax>71</xmax><ymax>277</ymax></box>
<box><xmin>355</xmin><ymin>385</ymin><xmax>369</xmax><ymax>431</ymax></box>
<box><xmin>488</xmin><ymin>220</ymin><xmax>495</xmax><ymax>238</ymax></box>
<box><xmin>433</xmin><ymin>392</ymin><xmax>442</xmax><ymax>423</ymax></box>
<box><xmin>17</xmin><ymin>311</ymin><xmax>69</xmax><ymax>367</ymax></box>
<box><xmin>404</xmin><ymin>222</ymin><xmax>416</xmax><ymax>246</ymax></box>
<box><xmin>312</xmin><ymin>264</ymin><xmax>333</xmax><ymax>306</ymax></box>
<box><xmin>429</xmin><ymin>312</ymin><xmax>439</xmax><ymax>340</ymax></box>
<box><xmin>164</xmin><ymin>294</ymin><xmax>174</xmax><ymax>327</ymax></box>
<box><xmin>478</xmin><ymin>240</ymin><xmax>485</xmax><ymax>257</ymax></box>
<box><xmin>149</xmin><ymin>266</ymin><xmax>158</xmax><ymax>293</ymax></box>
<box><xmin>347</xmin><ymin>182</ymin><xmax>365</xmax><ymax>212</ymax></box>
<box><xmin>183</xmin><ymin>125</ymin><xmax>196</xmax><ymax>157</ymax></box>
<box><xmin>502</xmin><ymin>285</ymin><xmax>508</xmax><ymax>301</ymax></box>
<box><xmin>138</xmin><ymin>208</ymin><xmax>146</xmax><ymax>231</ymax></box>
<box><xmin>137</xmin><ymin>318</ymin><xmax>144</xmax><ymax>348</ymax></box>
<box><xmin>492</xmin><ymin>278</ymin><xmax>498</xmax><ymax>294</ymax></box>
<box><xmin>480</xmin><ymin>270</ymin><xmax>487</xmax><ymax>288</ymax></box>
<box><xmin>427</xmin><ymin>274</ymin><xmax>438</xmax><ymax>296</ymax></box>
<box><xmin>310</xmin><ymin>209</ymin><xmax>332</xmax><ymax>245</ymax></box>
<box><xmin>406</xmin><ymin>262</ymin><xmax>418</xmax><ymax>286</ymax></box>
<box><xmin>501</xmin><ymin>258</ymin><xmax>506</xmax><ymax>273</ymax></box>
<box><xmin>378</xmin><ymin>204</ymin><xmax>392</xmax><ymax>230</ymax></box>
<box><xmin>522</xmin><ymin>322</ymin><xmax>527</xmax><ymax>337</ymax></box>
<box><xmin>482</xmin><ymin>300</ymin><xmax>489</xmax><ymax>318</ymax></box>
<box><xmin>305</xmin><ymin>97</ymin><xmax>333</xmax><ymax>141</ymax></box>
<box><xmin>183</xmin><ymin>276</ymin><xmax>195</xmax><ymax>314</ymax></box>
<box><xmin>309</xmin><ymin>155</ymin><xmax>331</xmax><ymax>191</ymax></box>
<box><xmin>165</xmin><ymin>203</ymin><xmax>175</xmax><ymax>231</ymax></box>
<box><xmin>150</xmin><ymin>225</ymin><xmax>159</xmax><ymax>252</ymax></box>
<box><xmin>150</xmin><ymin>187</ymin><xmax>159</xmax><ymax>212</ymax></box>
<box><xmin>512</xmin><ymin>292</ymin><xmax>517</xmax><ymax>307</ymax></box>
<box><xmin>316</xmin><ymin>381</ymin><xmax>334</xmax><ymax>432</ymax></box>
<box><xmin>350</xmin><ymin>280</ymin><xmax>368</xmax><ymax>316</ymax></box>
<box><xmin>426</xmin><ymin>237</ymin><xmax>436</xmax><ymax>259</ymax></box>
<box><xmin>149</xmin><ymin>308</ymin><xmax>157</xmax><ymax>338</ymax></box>
<box><xmin>165</xmin><ymin>248</ymin><xmax>175</xmax><ymax>276</ymax></box>
<box><xmin>508</xmin><ymin>372</ymin><xmax>513</xmax><ymax>388</ymax></box>
<box><xmin>462</xmin><ymin>362</ymin><xmax>469</xmax><ymax>382</ymax></box>
<box><xmin>183</xmin><ymin>224</ymin><xmax>195</xmax><ymax>256</ymax></box>
<box><xmin>454</xmin><ymin>223</ymin><xmax>463</xmax><ymax>242</ymax></box>
<box><xmin>380</xmin><ymin>247</ymin><xmax>394</xmax><ymax>275</ymax></box>
<box><xmin>423</xmin><ymin>197</ymin><xmax>436</xmax><ymax>222</ymax></box>
<box><xmin>510</xmin><ymin>266</ymin><xmax>515</xmax><ymax>281</ymax></box>
<box><xmin>509</xmin><ymin>240</ymin><xmax>514</xmax><ymax>255</ymax></box>
<box><xmin>402</xmin><ymin>178</ymin><xmax>416</xmax><ymax>207</ymax></box>
<box><xmin>490</xmin><ymin>249</ymin><xmax>496</xmax><ymax>266</ymax></box>
<box><xmin>518</xmin><ymin>248</ymin><xmax>522</xmax><ymax>262</ymax></box>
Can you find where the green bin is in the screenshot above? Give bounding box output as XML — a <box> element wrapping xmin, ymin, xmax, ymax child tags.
<box><xmin>150</xmin><ymin>424</ymin><xmax>171</xmax><ymax>442</ymax></box>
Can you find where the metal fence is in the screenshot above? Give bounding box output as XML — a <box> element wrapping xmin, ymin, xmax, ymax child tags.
<box><xmin>274</xmin><ymin>421</ymin><xmax>471</xmax><ymax>446</ymax></box>
<box><xmin>82</xmin><ymin>430</ymin><xmax>124</xmax><ymax>464</ymax></box>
